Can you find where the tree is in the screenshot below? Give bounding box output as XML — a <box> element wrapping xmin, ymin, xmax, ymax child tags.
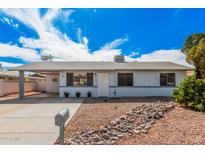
<box><xmin>48</xmin><ymin>54</ymin><xmax>53</xmax><ymax>62</ymax></box>
<box><xmin>41</xmin><ymin>54</ymin><xmax>53</xmax><ymax>62</ymax></box>
<box><xmin>182</xmin><ymin>33</ymin><xmax>205</xmax><ymax>79</ymax></box>
<box><xmin>173</xmin><ymin>76</ymin><xmax>205</xmax><ymax>111</ymax></box>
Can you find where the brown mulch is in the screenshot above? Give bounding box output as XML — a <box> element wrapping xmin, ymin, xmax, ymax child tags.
<box><xmin>117</xmin><ymin>106</ymin><xmax>205</xmax><ymax>144</ymax></box>
<box><xmin>64</xmin><ymin>97</ymin><xmax>171</xmax><ymax>139</ymax></box>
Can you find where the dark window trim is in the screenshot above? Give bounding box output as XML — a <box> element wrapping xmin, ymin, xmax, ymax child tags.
<box><xmin>66</xmin><ymin>73</ymin><xmax>73</xmax><ymax>86</ymax></box>
<box><xmin>117</xmin><ymin>73</ymin><xmax>133</xmax><ymax>87</ymax></box>
<box><xmin>66</xmin><ymin>72</ymin><xmax>94</xmax><ymax>87</ymax></box>
<box><xmin>160</xmin><ymin>73</ymin><xmax>176</xmax><ymax>87</ymax></box>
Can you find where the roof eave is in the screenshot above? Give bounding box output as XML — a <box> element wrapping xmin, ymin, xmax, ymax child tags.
<box><xmin>12</xmin><ymin>68</ymin><xmax>194</xmax><ymax>72</ymax></box>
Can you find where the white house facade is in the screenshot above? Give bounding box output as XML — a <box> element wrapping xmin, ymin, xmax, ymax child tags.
<box><xmin>14</xmin><ymin>56</ymin><xmax>193</xmax><ymax>98</ymax></box>
<box><xmin>58</xmin><ymin>70</ymin><xmax>186</xmax><ymax>97</ymax></box>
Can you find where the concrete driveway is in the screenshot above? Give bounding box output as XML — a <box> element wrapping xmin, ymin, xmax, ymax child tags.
<box><xmin>0</xmin><ymin>94</ymin><xmax>83</xmax><ymax>145</ymax></box>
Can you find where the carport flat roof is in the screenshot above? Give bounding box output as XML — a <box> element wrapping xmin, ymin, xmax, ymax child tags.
<box><xmin>13</xmin><ymin>61</ymin><xmax>194</xmax><ymax>71</ymax></box>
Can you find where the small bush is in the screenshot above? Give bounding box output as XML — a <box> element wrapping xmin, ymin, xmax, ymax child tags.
<box><xmin>64</xmin><ymin>92</ymin><xmax>70</xmax><ymax>98</ymax></box>
<box><xmin>87</xmin><ymin>91</ymin><xmax>92</xmax><ymax>97</ymax></box>
<box><xmin>173</xmin><ymin>76</ymin><xmax>205</xmax><ymax>111</ymax></box>
<box><xmin>75</xmin><ymin>91</ymin><xmax>81</xmax><ymax>98</ymax></box>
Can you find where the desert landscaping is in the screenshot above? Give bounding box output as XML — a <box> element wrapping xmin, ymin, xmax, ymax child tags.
<box><xmin>61</xmin><ymin>97</ymin><xmax>205</xmax><ymax>145</ymax></box>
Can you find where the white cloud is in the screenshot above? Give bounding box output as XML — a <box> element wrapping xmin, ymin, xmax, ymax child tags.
<box><xmin>0</xmin><ymin>43</ymin><xmax>40</xmax><ymax>62</ymax></box>
<box><xmin>102</xmin><ymin>37</ymin><xmax>128</xmax><ymax>50</ymax></box>
<box><xmin>77</xmin><ymin>28</ymin><xmax>83</xmax><ymax>43</ymax></box>
<box><xmin>0</xmin><ymin>16</ymin><xmax>19</xmax><ymax>29</ymax></box>
<box><xmin>42</xmin><ymin>8</ymin><xmax>60</xmax><ymax>24</ymax></box>
<box><xmin>0</xmin><ymin>9</ymin><xmax>189</xmax><ymax>67</ymax></box>
<box><xmin>61</xmin><ymin>10</ymin><xmax>74</xmax><ymax>23</ymax></box>
<box><xmin>82</xmin><ymin>37</ymin><xmax>88</xmax><ymax>46</ymax></box>
<box><xmin>129</xmin><ymin>51</ymin><xmax>140</xmax><ymax>57</ymax></box>
<box><xmin>0</xmin><ymin>9</ymin><xmax>44</xmax><ymax>35</ymax></box>
<box><xmin>1</xmin><ymin>8</ymin><xmax>127</xmax><ymax>62</ymax></box>
<box><xmin>76</xmin><ymin>28</ymin><xmax>88</xmax><ymax>45</ymax></box>
<box><xmin>0</xmin><ymin>61</ymin><xmax>22</xmax><ymax>67</ymax></box>
<box><xmin>135</xmin><ymin>49</ymin><xmax>190</xmax><ymax>66</ymax></box>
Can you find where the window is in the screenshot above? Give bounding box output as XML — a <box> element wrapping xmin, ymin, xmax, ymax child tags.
<box><xmin>118</xmin><ymin>73</ymin><xmax>133</xmax><ymax>86</ymax></box>
<box><xmin>66</xmin><ymin>73</ymin><xmax>73</xmax><ymax>86</ymax></box>
<box><xmin>160</xmin><ymin>73</ymin><xmax>175</xmax><ymax>86</ymax></box>
<box><xmin>66</xmin><ymin>73</ymin><xmax>93</xmax><ymax>86</ymax></box>
<box><xmin>53</xmin><ymin>78</ymin><xmax>57</xmax><ymax>82</ymax></box>
<box><xmin>87</xmin><ymin>73</ymin><xmax>93</xmax><ymax>86</ymax></box>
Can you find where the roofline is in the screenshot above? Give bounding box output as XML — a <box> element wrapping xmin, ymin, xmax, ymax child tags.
<box><xmin>12</xmin><ymin>68</ymin><xmax>194</xmax><ymax>72</ymax></box>
<box><xmin>12</xmin><ymin>61</ymin><xmax>194</xmax><ymax>72</ymax></box>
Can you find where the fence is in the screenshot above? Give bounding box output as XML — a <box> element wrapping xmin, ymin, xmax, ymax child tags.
<box><xmin>0</xmin><ymin>79</ymin><xmax>46</xmax><ymax>97</ymax></box>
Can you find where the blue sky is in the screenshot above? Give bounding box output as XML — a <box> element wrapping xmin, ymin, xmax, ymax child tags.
<box><xmin>0</xmin><ymin>8</ymin><xmax>204</xmax><ymax>68</ymax></box>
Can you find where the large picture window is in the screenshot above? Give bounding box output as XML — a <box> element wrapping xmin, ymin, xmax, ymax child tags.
<box><xmin>66</xmin><ymin>73</ymin><xmax>93</xmax><ymax>86</ymax></box>
<box><xmin>160</xmin><ymin>73</ymin><xmax>175</xmax><ymax>86</ymax></box>
<box><xmin>118</xmin><ymin>73</ymin><xmax>133</xmax><ymax>86</ymax></box>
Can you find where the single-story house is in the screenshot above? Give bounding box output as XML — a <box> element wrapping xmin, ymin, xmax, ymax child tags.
<box><xmin>13</xmin><ymin>56</ymin><xmax>193</xmax><ymax>98</ymax></box>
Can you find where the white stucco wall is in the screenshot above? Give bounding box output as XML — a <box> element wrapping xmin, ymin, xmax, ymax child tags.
<box><xmin>36</xmin><ymin>80</ymin><xmax>46</xmax><ymax>92</ymax></box>
<box><xmin>175</xmin><ymin>71</ymin><xmax>187</xmax><ymax>85</ymax></box>
<box><xmin>45</xmin><ymin>74</ymin><xmax>59</xmax><ymax>93</ymax></box>
<box><xmin>108</xmin><ymin>70</ymin><xmax>186</xmax><ymax>87</ymax></box>
<box><xmin>60</xmin><ymin>87</ymin><xmax>98</xmax><ymax>97</ymax></box>
<box><xmin>59</xmin><ymin>70</ymin><xmax>187</xmax><ymax>97</ymax></box>
<box><xmin>134</xmin><ymin>71</ymin><xmax>158</xmax><ymax>86</ymax></box>
<box><xmin>109</xmin><ymin>87</ymin><xmax>175</xmax><ymax>97</ymax></box>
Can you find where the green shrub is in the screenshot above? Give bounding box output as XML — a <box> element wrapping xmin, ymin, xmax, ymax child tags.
<box><xmin>173</xmin><ymin>76</ymin><xmax>205</xmax><ymax>111</ymax></box>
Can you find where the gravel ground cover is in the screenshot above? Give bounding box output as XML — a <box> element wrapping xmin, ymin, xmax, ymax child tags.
<box><xmin>61</xmin><ymin>97</ymin><xmax>175</xmax><ymax>145</ymax></box>
<box><xmin>117</xmin><ymin>106</ymin><xmax>205</xmax><ymax>144</ymax></box>
<box><xmin>62</xmin><ymin>97</ymin><xmax>205</xmax><ymax>145</ymax></box>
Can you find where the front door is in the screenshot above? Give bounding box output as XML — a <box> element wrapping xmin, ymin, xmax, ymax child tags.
<box><xmin>98</xmin><ymin>73</ymin><xmax>109</xmax><ymax>97</ymax></box>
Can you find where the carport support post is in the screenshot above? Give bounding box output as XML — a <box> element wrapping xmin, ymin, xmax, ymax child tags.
<box><xmin>19</xmin><ymin>71</ymin><xmax>24</xmax><ymax>98</ymax></box>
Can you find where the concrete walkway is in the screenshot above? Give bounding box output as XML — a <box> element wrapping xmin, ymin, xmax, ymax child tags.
<box><xmin>0</xmin><ymin>94</ymin><xmax>83</xmax><ymax>145</ymax></box>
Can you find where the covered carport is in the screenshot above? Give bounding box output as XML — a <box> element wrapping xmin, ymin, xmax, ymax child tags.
<box><xmin>13</xmin><ymin>63</ymin><xmax>60</xmax><ymax>98</ymax></box>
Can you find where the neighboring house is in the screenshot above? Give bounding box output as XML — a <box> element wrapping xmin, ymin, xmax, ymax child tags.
<box><xmin>0</xmin><ymin>71</ymin><xmax>20</xmax><ymax>81</ymax></box>
<box><xmin>29</xmin><ymin>73</ymin><xmax>46</xmax><ymax>79</ymax></box>
<box><xmin>0</xmin><ymin>71</ymin><xmax>45</xmax><ymax>82</ymax></box>
<box><xmin>186</xmin><ymin>70</ymin><xmax>194</xmax><ymax>76</ymax></box>
<box><xmin>14</xmin><ymin>56</ymin><xmax>193</xmax><ymax>98</ymax></box>
<box><xmin>0</xmin><ymin>63</ymin><xmax>46</xmax><ymax>97</ymax></box>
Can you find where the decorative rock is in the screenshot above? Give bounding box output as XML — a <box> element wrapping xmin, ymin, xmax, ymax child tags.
<box><xmin>149</xmin><ymin>120</ymin><xmax>155</xmax><ymax>125</ymax></box>
<box><xmin>97</xmin><ymin>141</ymin><xmax>104</xmax><ymax>145</ymax></box>
<box><xmin>139</xmin><ymin>123</ymin><xmax>146</xmax><ymax>128</ymax></box>
<box><xmin>93</xmin><ymin>135</ymin><xmax>101</xmax><ymax>142</ymax></box>
<box><xmin>117</xmin><ymin>134</ymin><xmax>124</xmax><ymax>138</ymax></box>
<box><xmin>110</xmin><ymin>136</ymin><xmax>118</xmax><ymax>140</ymax></box>
<box><xmin>102</xmin><ymin>133</ymin><xmax>110</xmax><ymax>139</ymax></box>
<box><xmin>112</xmin><ymin>132</ymin><xmax>118</xmax><ymax>136</ymax></box>
<box><xmin>121</xmin><ymin>128</ymin><xmax>129</xmax><ymax>132</ymax></box>
<box><xmin>140</xmin><ymin>129</ymin><xmax>148</xmax><ymax>133</ymax></box>
<box><xmin>111</xmin><ymin>120</ymin><xmax>118</xmax><ymax>126</ymax></box>
<box><xmin>119</xmin><ymin>115</ymin><xmax>127</xmax><ymax>120</ymax></box>
<box><xmin>100</xmin><ymin>126</ymin><xmax>108</xmax><ymax>133</ymax></box>
<box><xmin>134</xmin><ymin>130</ymin><xmax>140</xmax><ymax>134</ymax></box>
<box><xmin>158</xmin><ymin>112</ymin><xmax>164</xmax><ymax>117</ymax></box>
<box><xmin>64</xmin><ymin>101</ymin><xmax>174</xmax><ymax>145</ymax></box>
<box><xmin>144</xmin><ymin>124</ymin><xmax>151</xmax><ymax>130</ymax></box>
